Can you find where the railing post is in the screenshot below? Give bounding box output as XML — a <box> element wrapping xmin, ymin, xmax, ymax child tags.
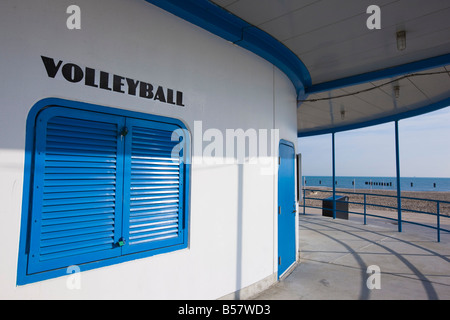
<box><xmin>395</xmin><ymin>120</ymin><xmax>402</xmax><ymax>233</ymax></box>
<box><xmin>437</xmin><ymin>201</ymin><xmax>441</xmax><ymax>243</ymax></box>
<box><xmin>332</xmin><ymin>132</ymin><xmax>336</xmax><ymax>220</ymax></box>
<box><xmin>303</xmin><ymin>188</ymin><xmax>306</xmax><ymax>215</ymax></box>
<box><xmin>364</xmin><ymin>194</ymin><xmax>367</xmax><ymax>225</ymax></box>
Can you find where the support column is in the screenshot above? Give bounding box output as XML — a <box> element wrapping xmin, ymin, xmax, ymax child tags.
<box><xmin>332</xmin><ymin>132</ymin><xmax>336</xmax><ymax>219</ymax></box>
<box><xmin>395</xmin><ymin>121</ymin><xmax>402</xmax><ymax>232</ymax></box>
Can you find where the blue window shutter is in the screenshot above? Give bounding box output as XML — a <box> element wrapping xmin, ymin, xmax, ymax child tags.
<box><xmin>121</xmin><ymin>118</ymin><xmax>185</xmax><ymax>254</ymax></box>
<box><xmin>27</xmin><ymin>107</ymin><xmax>125</xmax><ymax>274</ymax></box>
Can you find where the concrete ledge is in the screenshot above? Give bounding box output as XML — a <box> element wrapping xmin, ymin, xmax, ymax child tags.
<box><xmin>218</xmin><ymin>273</ymin><xmax>278</xmax><ymax>300</ymax></box>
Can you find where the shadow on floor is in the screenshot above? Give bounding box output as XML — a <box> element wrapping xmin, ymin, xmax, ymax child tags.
<box><xmin>252</xmin><ymin>213</ymin><xmax>450</xmax><ymax>300</ymax></box>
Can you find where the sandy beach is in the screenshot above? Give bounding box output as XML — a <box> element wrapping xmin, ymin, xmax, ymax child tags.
<box><xmin>303</xmin><ymin>187</ymin><xmax>450</xmax><ymax>216</ymax></box>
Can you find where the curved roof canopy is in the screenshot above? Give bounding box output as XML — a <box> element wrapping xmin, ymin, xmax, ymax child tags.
<box><xmin>146</xmin><ymin>0</ymin><xmax>450</xmax><ymax>137</ymax></box>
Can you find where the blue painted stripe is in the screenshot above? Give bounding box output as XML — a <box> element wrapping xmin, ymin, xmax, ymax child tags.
<box><xmin>306</xmin><ymin>54</ymin><xmax>450</xmax><ymax>95</ymax></box>
<box><xmin>298</xmin><ymin>97</ymin><xmax>450</xmax><ymax>137</ymax></box>
<box><xmin>146</xmin><ymin>0</ymin><xmax>247</xmax><ymax>42</ymax></box>
<box><xmin>144</xmin><ymin>0</ymin><xmax>311</xmax><ymax>97</ymax></box>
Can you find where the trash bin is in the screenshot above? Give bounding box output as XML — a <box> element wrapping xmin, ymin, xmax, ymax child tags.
<box><xmin>322</xmin><ymin>195</ymin><xmax>349</xmax><ymax>220</ymax></box>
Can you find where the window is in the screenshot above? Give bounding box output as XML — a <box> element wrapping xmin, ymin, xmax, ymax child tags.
<box><xmin>17</xmin><ymin>99</ymin><xmax>190</xmax><ymax>285</ymax></box>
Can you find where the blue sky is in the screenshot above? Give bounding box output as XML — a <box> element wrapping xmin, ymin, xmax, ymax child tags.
<box><xmin>298</xmin><ymin>106</ymin><xmax>450</xmax><ymax>178</ymax></box>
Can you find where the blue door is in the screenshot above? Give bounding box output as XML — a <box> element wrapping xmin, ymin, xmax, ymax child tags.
<box><xmin>278</xmin><ymin>140</ymin><xmax>296</xmax><ymax>278</ymax></box>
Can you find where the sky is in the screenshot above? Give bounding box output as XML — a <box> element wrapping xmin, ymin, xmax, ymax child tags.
<box><xmin>298</xmin><ymin>105</ymin><xmax>450</xmax><ymax>178</ymax></box>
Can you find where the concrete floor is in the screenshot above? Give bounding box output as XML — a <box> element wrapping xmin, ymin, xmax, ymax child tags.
<box><xmin>252</xmin><ymin>211</ymin><xmax>450</xmax><ymax>300</ymax></box>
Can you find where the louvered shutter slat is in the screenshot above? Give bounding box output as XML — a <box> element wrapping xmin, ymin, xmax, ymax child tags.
<box><xmin>28</xmin><ymin>108</ymin><xmax>124</xmax><ymax>274</ymax></box>
<box><xmin>122</xmin><ymin>119</ymin><xmax>185</xmax><ymax>254</ymax></box>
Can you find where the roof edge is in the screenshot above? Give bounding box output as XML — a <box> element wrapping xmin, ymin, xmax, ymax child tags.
<box><xmin>305</xmin><ymin>54</ymin><xmax>450</xmax><ymax>95</ymax></box>
<box><xmin>144</xmin><ymin>0</ymin><xmax>312</xmax><ymax>97</ymax></box>
<box><xmin>298</xmin><ymin>96</ymin><xmax>450</xmax><ymax>137</ymax></box>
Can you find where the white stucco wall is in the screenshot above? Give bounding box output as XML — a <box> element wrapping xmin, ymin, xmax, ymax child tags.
<box><xmin>0</xmin><ymin>0</ymin><xmax>297</xmax><ymax>299</ymax></box>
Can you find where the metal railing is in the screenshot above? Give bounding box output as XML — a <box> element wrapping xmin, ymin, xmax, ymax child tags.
<box><xmin>302</xmin><ymin>188</ymin><xmax>450</xmax><ymax>242</ymax></box>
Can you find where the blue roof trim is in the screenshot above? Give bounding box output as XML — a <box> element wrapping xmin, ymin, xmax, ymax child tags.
<box><xmin>306</xmin><ymin>53</ymin><xmax>450</xmax><ymax>95</ymax></box>
<box><xmin>298</xmin><ymin>96</ymin><xmax>450</xmax><ymax>137</ymax></box>
<box><xmin>144</xmin><ymin>0</ymin><xmax>449</xmax><ymax>138</ymax></box>
<box><xmin>144</xmin><ymin>0</ymin><xmax>311</xmax><ymax>97</ymax></box>
<box><xmin>299</xmin><ymin>54</ymin><xmax>450</xmax><ymax>137</ymax></box>
<box><xmin>145</xmin><ymin>0</ymin><xmax>246</xmax><ymax>43</ymax></box>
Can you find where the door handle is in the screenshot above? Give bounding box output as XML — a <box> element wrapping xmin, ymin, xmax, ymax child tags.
<box><xmin>117</xmin><ymin>237</ymin><xmax>126</xmax><ymax>247</ymax></box>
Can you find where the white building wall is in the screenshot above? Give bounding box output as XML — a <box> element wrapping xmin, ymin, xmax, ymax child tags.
<box><xmin>0</xmin><ymin>0</ymin><xmax>297</xmax><ymax>299</ymax></box>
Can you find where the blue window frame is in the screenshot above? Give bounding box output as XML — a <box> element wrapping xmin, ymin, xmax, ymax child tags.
<box><xmin>17</xmin><ymin>98</ymin><xmax>190</xmax><ymax>285</ymax></box>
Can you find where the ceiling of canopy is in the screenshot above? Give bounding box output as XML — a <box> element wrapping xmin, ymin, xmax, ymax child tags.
<box><xmin>149</xmin><ymin>0</ymin><xmax>450</xmax><ymax>136</ymax></box>
<box><xmin>210</xmin><ymin>0</ymin><xmax>450</xmax><ymax>135</ymax></box>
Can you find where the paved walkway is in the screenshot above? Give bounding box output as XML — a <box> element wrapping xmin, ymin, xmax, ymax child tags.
<box><xmin>252</xmin><ymin>211</ymin><xmax>450</xmax><ymax>300</ymax></box>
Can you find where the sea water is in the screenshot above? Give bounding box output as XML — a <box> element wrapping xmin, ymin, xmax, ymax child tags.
<box><xmin>303</xmin><ymin>176</ymin><xmax>450</xmax><ymax>192</ymax></box>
